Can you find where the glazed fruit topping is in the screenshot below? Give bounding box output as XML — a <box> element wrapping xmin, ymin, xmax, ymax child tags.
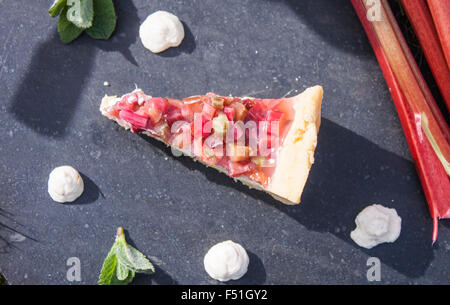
<box><xmin>119</xmin><ymin>110</ymin><xmax>149</xmax><ymax>132</ymax></box>
<box><xmin>109</xmin><ymin>91</ymin><xmax>291</xmax><ymax>186</ymax></box>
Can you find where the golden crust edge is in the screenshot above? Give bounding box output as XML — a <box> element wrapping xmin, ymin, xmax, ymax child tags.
<box><xmin>267</xmin><ymin>85</ymin><xmax>323</xmax><ymax>204</ymax></box>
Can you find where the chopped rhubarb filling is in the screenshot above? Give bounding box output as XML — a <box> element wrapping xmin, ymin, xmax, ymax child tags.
<box><xmin>103</xmin><ymin>90</ymin><xmax>297</xmax><ymax>188</ymax></box>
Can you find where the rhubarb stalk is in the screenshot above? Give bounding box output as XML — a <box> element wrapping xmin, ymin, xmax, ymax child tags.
<box><xmin>351</xmin><ymin>0</ymin><xmax>450</xmax><ymax>242</ymax></box>
<box><xmin>426</xmin><ymin>0</ymin><xmax>450</xmax><ymax>71</ymax></box>
<box><xmin>400</xmin><ymin>0</ymin><xmax>450</xmax><ymax>110</ymax></box>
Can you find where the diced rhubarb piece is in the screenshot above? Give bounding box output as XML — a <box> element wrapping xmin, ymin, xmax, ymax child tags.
<box><xmin>146</xmin><ymin>102</ymin><xmax>163</xmax><ymax>124</ymax></box>
<box><xmin>165</xmin><ymin>107</ymin><xmax>184</xmax><ymax>126</ymax></box>
<box><xmin>119</xmin><ymin>110</ymin><xmax>149</xmax><ymax>132</ymax></box>
<box><xmin>170</xmin><ymin>132</ymin><xmax>192</xmax><ymax>150</ymax></box>
<box><xmin>251</xmin><ymin>156</ymin><xmax>271</xmax><ymax>168</ymax></box>
<box><xmin>166</xmin><ymin>98</ymin><xmax>184</xmax><ymax>108</ymax></box>
<box><xmin>150</xmin><ymin>97</ymin><xmax>169</xmax><ymax>113</ymax></box>
<box><xmin>203</xmin><ymin>119</ymin><xmax>213</xmax><ymax>138</ymax></box>
<box><xmin>250</xmin><ymin>100</ymin><xmax>266</xmax><ymax>112</ymax></box>
<box><xmin>202</xmin><ymin>102</ymin><xmax>217</xmax><ymax>120</ymax></box>
<box><xmin>191</xmin><ymin>114</ymin><xmax>212</xmax><ymax>138</ymax></box>
<box><xmin>203</xmin><ymin>135</ymin><xmax>225</xmax><ymax>163</ymax></box>
<box><xmin>263</xmin><ymin>110</ymin><xmax>286</xmax><ymax>137</ymax></box>
<box><xmin>171</xmin><ymin>121</ymin><xmax>194</xmax><ymax>150</ymax></box>
<box><xmin>224</xmin><ymin>106</ymin><xmax>235</xmax><ymax>121</ymax></box>
<box><xmin>259</xmin><ymin>121</ymin><xmax>283</xmax><ymax>138</ymax></box>
<box><xmin>205</xmin><ymin>134</ymin><xmax>224</xmax><ymax>150</ymax></box>
<box><xmin>229</xmin><ymin>121</ymin><xmax>245</xmax><ymax>142</ymax></box>
<box><xmin>117</xmin><ymin>102</ymin><xmax>135</xmax><ymax>112</ymax></box>
<box><xmin>211</xmin><ymin>96</ymin><xmax>225</xmax><ymax>109</ymax></box>
<box><xmin>227</xmin><ymin>160</ymin><xmax>256</xmax><ymax>177</ymax></box>
<box><xmin>227</xmin><ymin>143</ymin><xmax>251</xmax><ymax>162</ymax></box>
<box><xmin>246</xmin><ymin>101</ymin><xmax>267</xmax><ymax>123</ymax></box>
<box><xmin>212</xmin><ymin>113</ymin><xmax>229</xmax><ymax>137</ymax></box>
<box><xmin>223</xmin><ymin>97</ymin><xmax>235</xmax><ymax>106</ymax></box>
<box><xmin>183</xmin><ymin>95</ymin><xmax>203</xmax><ymax>103</ymax></box>
<box><xmin>242</xmin><ymin>98</ymin><xmax>255</xmax><ymax>110</ymax></box>
<box><xmin>136</xmin><ymin>97</ymin><xmax>168</xmax><ymax>124</ymax></box>
<box><xmin>171</xmin><ymin>120</ymin><xmax>191</xmax><ymax>135</ymax></box>
<box><xmin>273</xmin><ymin>99</ymin><xmax>295</xmax><ymax>120</ymax></box>
<box><xmin>249</xmin><ymin>170</ymin><xmax>269</xmax><ymax>186</ymax></box>
<box><xmin>151</xmin><ymin>122</ymin><xmax>170</xmax><ymax>139</ymax></box>
<box><xmin>266</xmin><ymin>110</ymin><xmax>284</xmax><ymax>122</ymax></box>
<box><xmin>258</xmin><ymin>134</ymin><xmax>278</xmax><ymax>157</ymax></box>
<box><xmin>203</xmin><ymin>92</ymin><xmax>218</xmax><ymax>101</ymax></box>
<box><xmin>267</xmin><ymin>110</ymin><xmax>286</xmax><ymax>133</ymax></box>
<box><xmin>181</xmin><ymin>104</ymin><xmax>194</xmax><ymax>122</ymax></box>
<box><xmin>264</xmin><ymin>99</ymin><xmax>282</xmax><ymax>110</ymax></box>
<box><xmin>118</xmin><ymin>95</ymin><xmax>137</xmax><ymax>111</ymax></box>
<box><xmin>259</xmin><ymin>121</ymin><xmax>271</xmax><ymax>136</ymax></box>
<box><xmin>246</xmin><ymin>111</ymin><xmax>264</xmax><ymax>123</ymax></box>
<box><xmin>217</xmin><ymin>157</ymin><xmax>229</xmax><ymax>168</ymax></box>
<box><xmin>230</xmin><ymin>102</ymin><xmax>248</xmax><ymax>121</ymax></box>
<box><xmin>245</xmin><ymin>124</ymin><xmax>259</xmax><ymax>147</ymax></box>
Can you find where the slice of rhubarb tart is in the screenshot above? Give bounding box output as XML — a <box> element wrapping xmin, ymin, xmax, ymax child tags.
<box><xmin>100</xmin><ymin>86</ymin><xmax>323</xmax><ymax>204</ymax></box>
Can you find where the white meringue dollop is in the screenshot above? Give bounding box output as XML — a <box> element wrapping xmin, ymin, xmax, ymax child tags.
<box><xmin>48</xmin><ymin>166</ymin><xmax>84</xmax><ymax>203</ymax></box>
<box><xmin>139</xmin><ymin>10</ymin><xmax>185</xmax><ymax>53</ymax></box>
<box><xmin>204</xmin><ymin>240</ymin><xmax>249</xmax><ymax>282</ymax></box>
<box><xmin>350</xmin><ymin>204</ymin><xmax>401</xmax><ymax>249</ymax></box>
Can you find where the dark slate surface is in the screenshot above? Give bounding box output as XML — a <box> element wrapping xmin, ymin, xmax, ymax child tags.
<box><xmin>0</xmin><ymin>0</ymin><xmax>449</xmax><ymax>285</ymax></box>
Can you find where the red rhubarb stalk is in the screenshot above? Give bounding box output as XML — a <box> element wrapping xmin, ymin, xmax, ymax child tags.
<box><xmin>367</xmin><ymin>0</ymin><xmax>450</xmax><ymax>171</ymax></box>
<box><xmin>368</xmin><ymin>0</ymin><xmax>450</xmax><ymax>149</ymax></box>
<box><xmin>426</xmin><ymin>0</ymin><xmax>450</xmax><ymax>71</ymax></box>
<box><xmin>351</xmin><ymin>0</ymin><xmax>450</xmax><ymax>242</ymax></box>
<box><xmin>400</xmin><ymin>0</ymin><xmax>450</xmax><ymax>111</ymax></box>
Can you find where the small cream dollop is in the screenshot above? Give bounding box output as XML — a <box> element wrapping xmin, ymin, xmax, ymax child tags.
<box><xmin>204</xmin><ymin>240</ymin><xmax>249</xmax><ymax>282</ymax></box>
<box><xmin>350</xmin><ymin>204</ymin><xmax>401</xmax><ymax>249</ymax></box>
<box><xmin>139</xmin><ymin>10</ymin><xmax>185</xmax><ymax>53</ymax></box>
<box><xmin>48</xmin><ymin>166</ymin><xmax>84</xmax><ymax>203</ymax></box>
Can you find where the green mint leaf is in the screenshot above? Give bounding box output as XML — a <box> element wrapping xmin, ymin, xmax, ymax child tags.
<box><xmin>115</xmin><ymin>242</ymin><xmax>156</xmax><ymax>274</ymax></box>
<box><xmin>58</xmin><ymin>6</ymin><xmax>84</xmax><ymax>44</ymax></box>
<box><xmin>116</xmin><ymin>261</ymin><xmax>130</xmax><ymax>281</ymax></box>
<box><xmin>98</xmin><ymin>242</ymin><xmax>136</xmax><ymax>285</ymax></box>
<box><xmin>49</xmin><ymin>0</ymin><xmax>67</xmax><ymax>17</ymax></box>
<box><xmin>98</xmin><ymin>227</ymin><xmax>153</xmax><ymax>285</ymax></box>
<box><xmin>98</xmin><ymin>250</ymin><xmax>135</xmax><ymax>285</ymax></box>
<box><xmin>98</xmin><ymin>246</ymin><xmax>118</xmax><ymax>285</ymax></box>
<box><xmin>86</xmin><ymin>0</ymin><xmax>117</xmax><ymax>40</ymax></box>
<box><xmin>66</xmin><ymin>0</ymin><xmax>94</xmax><ymax>29</ymax></box>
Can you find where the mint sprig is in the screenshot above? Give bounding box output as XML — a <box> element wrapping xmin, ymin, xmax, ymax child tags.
<box><xmin>49</xmin><ymin>0</ymin><xmax>116</xmax><ymax>44</ymax></box>
<box><xmin>98</xmin><ymin>227</ymin><xmax>155</xmax><ymax>285</ymax></box>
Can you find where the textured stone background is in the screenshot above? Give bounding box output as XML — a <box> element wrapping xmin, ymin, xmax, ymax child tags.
<box><xmin>0</xmin><ymin>0</ymin><xmax>449</xmax><ymax>284</ymax></box>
